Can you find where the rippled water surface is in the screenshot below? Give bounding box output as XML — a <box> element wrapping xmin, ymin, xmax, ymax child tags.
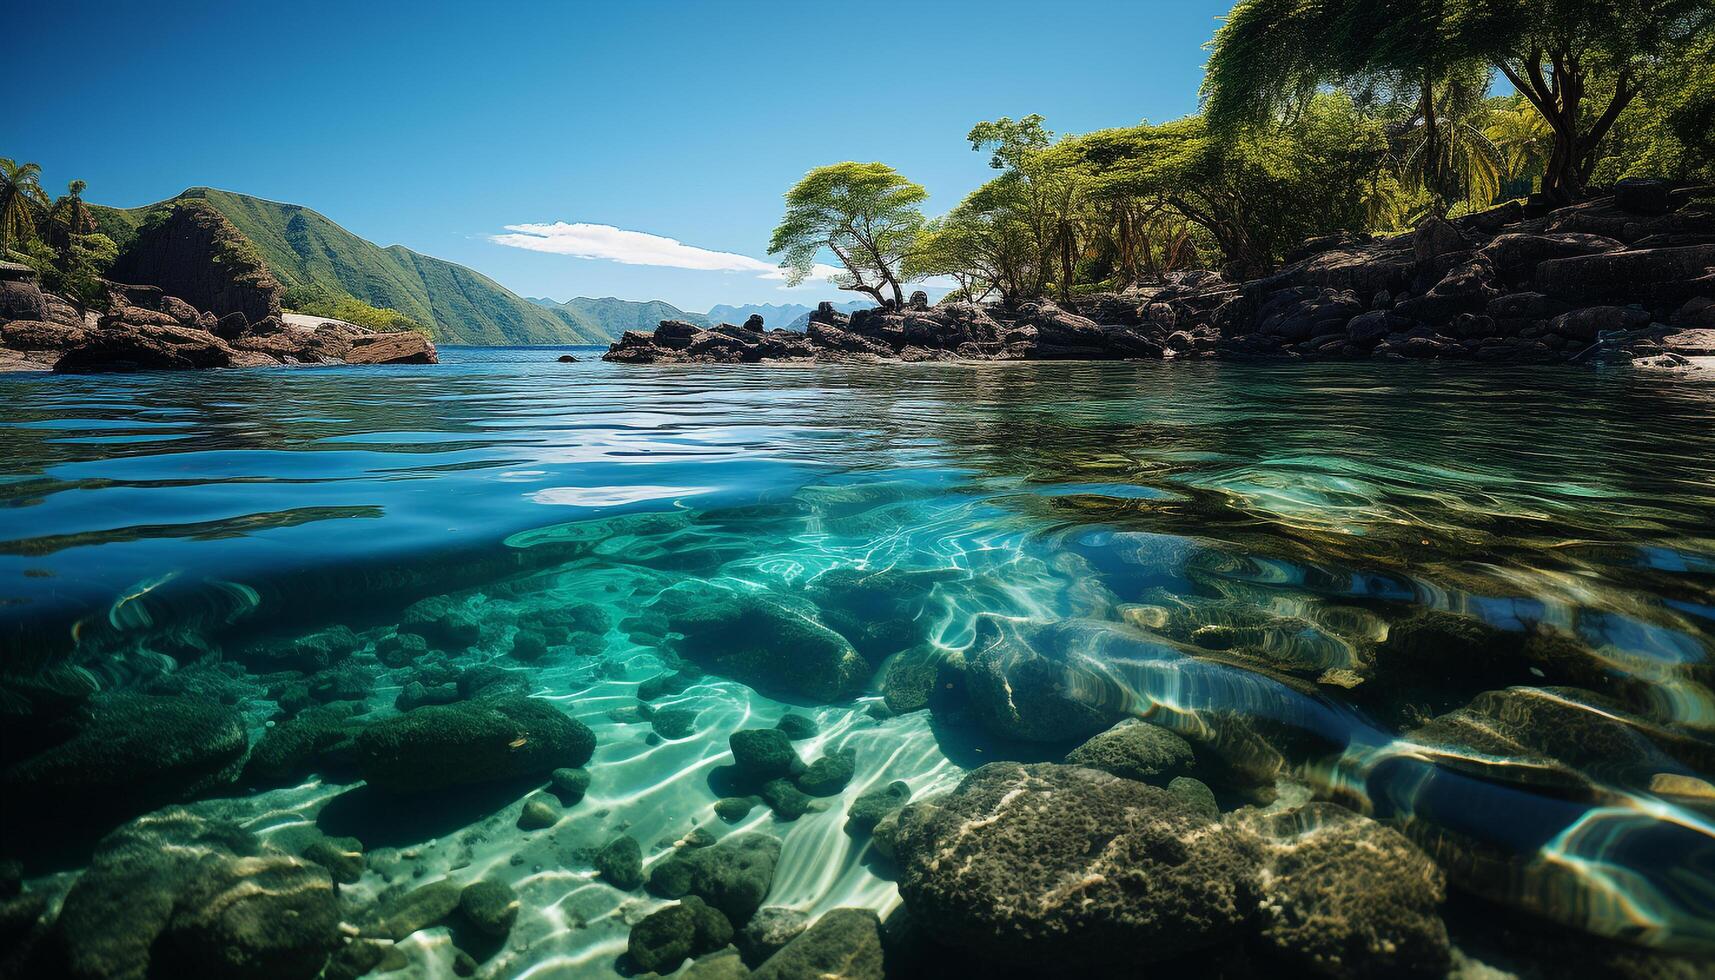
<box><xmin>3</xmin><ymin>347</ymin><xmax>1713</xmax><ymax>976</ymax></box>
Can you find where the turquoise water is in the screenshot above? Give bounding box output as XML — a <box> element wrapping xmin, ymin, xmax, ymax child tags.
<box><xmin>2</xmin><ymin>347</ymin><xmax>1714</xmax><ymax>976</ymax></box>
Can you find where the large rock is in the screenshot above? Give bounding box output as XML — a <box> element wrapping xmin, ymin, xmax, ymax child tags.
<box><xmin>1064</xmin><ymin>718</ymin><xmax>1196</xmax><ymax>783</ymax></box>
<box><xmin>660</xmin><ymin>586</ymin><xmax>870</xmax><ymax>702</ymax></box>
<box><xmin>1</xmin><ymin>318</ymin><xmax>85</xmax><ymax>352</ymax></box>
<box><xmin>107</xmin><ymin>201</ymin><xmax>283</xmax><ymax>323</ymax></box>
<box><xmin>51</xmin><ymin>809</ymin><xmax>339</xmax><ymax>980</ymax></box>
<box><xmin>892</xmin><ymin>763</ymin><xmax>1261</xmax><ymax>971</ymax></box>
<box><xmin>342</xmin><ymin>330</ymin><xmax>438</xmax><ymax>365</ymax></box>
<box><xmin>53</xmin><ymin>320</ymin><xmax>237</xmax><ymax>372</ymax></box>
<box><xmin>2</xmin><ymin>695</ymin><xmax>247</xmax><ymax>848</ymax></box>
<box><xmin>628</xmin><ymin>896</ymin><xmax>732</xmax><ymax>973</ymax></box>
<box><xmin>751</xmin><ymin>907</ymin><xmax>884</xmax><ymax>980</ymax></box>
<box><xmin>1237</xmin><ymin>803</ymin><xmax>1450</xmax><ymax>980</ymax></box>
<box><xmin>646</xmin><ymin>833</ymin><xmax>781</xmax><ymax>923</ymax></box>
<box><xmin>963</xmin><ymin>617</ymin><xmax>1127</xmax><ymax>743</ymax></box>
<box><xmin>1535</xmin><ymin>245</ymin><xmax>1715</xmax><ymax>308</ymax></box>
<box><xmin>352</xmin><ymin>695</ymin><xmax>595</xmax><ymax>793</ymax></box>
<box><xmin>0</xmin><ymin>271</ymin><xmax>48</xmax><ymax>322</ymax></box>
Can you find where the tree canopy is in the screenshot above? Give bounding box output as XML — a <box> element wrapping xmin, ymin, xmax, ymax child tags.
<box><xmin>768</xmin><ymin>162</ymin><xmax>928</xmax><ymax>308</ymax></box>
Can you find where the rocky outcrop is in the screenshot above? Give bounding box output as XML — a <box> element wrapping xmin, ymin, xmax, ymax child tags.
<box><xmin>605</xmin><ymin>183</ymin><xmax>1713</xmax><ymax>366</ymax></box>
<box><xmin>107</xmin><ymin>201</ymin><xmax>283</xmax><ymax>324</ymax></box>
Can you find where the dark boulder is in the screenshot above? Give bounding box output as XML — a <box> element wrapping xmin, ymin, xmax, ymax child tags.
<box><xmin>751</xmin><ymin>907</ymin><xmax>884</xmax><ymax>980</ymax></box>
<box><xmin>53</xmin><ymin>320</ymin><xmax>238</xmax><ymax>372</ymax></box>
<box><xmin>729</xmin><ymin>728</ymin><xmax>803</xmax><ymax>781</ymax></box>
<box><xmin>628</xmin><ymin>896</ymin><xmax>732</xmax><ymax>974</ymax></box>
<box><xmin>595</xmin><ymin>834</ymin><xmax>644</xmax><ymax>890</ymax></box>
<box><xmin>963</xmin><ymin>617</ymin><xmax>1126</xmax><ymax>743</ymax></box>
<box><xmin>846</xmin><ymin>780</ymin><xmax>911</xmax><ymax>832</ymax></box>
<box><xmin>1064</xmin><ymin>718</ymin><xmax>1196</xmax><ymax>783</ymax></box>
<box><xmin>352</xmin><ymin>695</ymin><xmax>594</xmax><ymax>793</ymax></box>
<box><xmin>646</xmin><ymin>833</ymin><xmax>782</xmax><ymax>923</ymax></box>
<box><xmin>107</xmin><ymin>200</ymin><xmax>283</xmax><ymax>323</ymax></box>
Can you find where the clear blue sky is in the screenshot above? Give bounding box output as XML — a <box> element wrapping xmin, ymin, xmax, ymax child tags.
<box><xmin>7</xmin><ymin>0</ymin><xmax>1229</xmax><ymax>313</ymax></box>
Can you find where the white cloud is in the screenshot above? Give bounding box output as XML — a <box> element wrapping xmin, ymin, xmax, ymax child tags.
<box><xmin>490</xmin><ymin>221</ymin><xmax>845</xmax><ymax>289</ymax></box>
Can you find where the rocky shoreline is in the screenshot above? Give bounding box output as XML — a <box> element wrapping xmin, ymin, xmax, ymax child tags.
<box><xmin>605</xmin><ymin>182</ymin><xmax>1714</xmax><ymax>369</ymax></box>
<box><xmin>1</xmin><ymin>203</ymin><xmax>436</xmax><ymax>373</ymax></box>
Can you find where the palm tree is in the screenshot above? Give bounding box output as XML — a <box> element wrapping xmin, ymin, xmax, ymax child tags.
<box><xmin>1485</xmin><ymin>99</ymin><xmax>1552</xmax><ymax>196</ymax></box>
<box><xmin>48</xmin><ymin>179</ymin><xmax>95</xmax><ymax>253</ymax></box>
<box><xmin>1393</xmin><ymin>71</ymin><xmax>1504</xmax><ymax>216</ymax></box>
<box><xmin>0</xmin><ymin>158</ymin><xmax>49</xmax><ymax>253</ymax></box>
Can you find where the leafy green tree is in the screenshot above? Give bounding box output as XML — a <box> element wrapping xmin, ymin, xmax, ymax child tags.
<box><xmin>47</xmin><ymin>179</ymin><xmax>95</xmax><ymax>254</ymax></box>
<box><xmin>769</xmin><ymin>162</ymin><xmax>927</xmax><ymax>307</ymax></box>
<box><xmin>1056</xmin><ymin>94</ymin><xmax>1388</xmax><ymax>277</ymax></box>
<box><xmin>1203</xmin><ymin>0</ymin><xmax>1715</xmax><ymax>201</ymax></box>
<box><xmin>1393</xmin><ymin>66</ymin><xmax>1504</xmax><ymax>214</ymax></box>
<box><xmin>1</xmin><ymin>158</ymin><xmax>49</xmax><ymax>252</ymax></box>
<box><xmin>966</xmin><ymin>115</ymin><xmax>1090</xmax><ymax>301</ymax></box>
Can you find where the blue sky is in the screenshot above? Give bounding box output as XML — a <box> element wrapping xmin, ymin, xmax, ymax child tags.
<box><xmin>8</xmin><ymin>0</ymin><xmax>1229</xmax><ymax>313</ymax></box>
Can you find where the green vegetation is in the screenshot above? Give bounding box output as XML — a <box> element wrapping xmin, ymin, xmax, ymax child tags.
<box><xmin>781</xmin><ymin>0</ymin><xmax>1714</xmax><ymax>296</ymax></box>
<box><xmin>539</xmin><ymin>296</ymin><xmax>703</xmax><ymax>338</ymax></box>
<box><xmin>284</xmin><ymin>286</ymin><xmax>429</xmax><ymax>334</ymax></box>
<box><xmin>769</xmin><ymin>162</ymin><xmax>928</xmax><ymax>307</ymax></box>
<box><xmin>3</xmin><ymin>161</ymin><xmax>117</xmax><ymax>309</ymax></box>
<box><xmin>92</xmin><ymin>188</ymin><xmax>605</xmax><ymax>344</ymax></box>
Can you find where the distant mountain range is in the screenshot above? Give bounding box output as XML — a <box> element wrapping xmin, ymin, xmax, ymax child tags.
<box><xmin>88</xmin><ymin>187</ymin><xmax>864</xmax><ymax>346</ymax></box>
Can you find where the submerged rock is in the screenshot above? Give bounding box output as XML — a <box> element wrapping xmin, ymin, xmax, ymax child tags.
<box><xmin>661</xmin><ymin>587</ymin><xmax>870</xmax><ymax>702</ymax></box>
<box><xmin>963</xmin><ymin>618</ymin><xmax>1125</xmax><ymax>743</ymax></box>
<box><xmin>729</xmin><ymin>729</ymin><xmax>803</xmax><ymax>781</ymax></box>
<box><xmin>52</xmin><ymin>809</ymin><xmax>340</xmax><ymax>980</ymax></box>
<box><xmin>459</xmin><ymin>879</ymin><xmax>520</xmax><ymax>938</ymax></box>
<box><xmin>740</xmin><ymin>906</ymin><xmax>810</xmax><ymax>963</ymax></box>
<box><xmin>796</xmin><ymin>748</ymin><xmax>856</xmax><ymax>797</ymax></box>
<box><xmin>628</xmin><ymin>896</ymin><xmax>733</xmax><ymax>973</ymax></box>
<box><xmin>891</xmin><ymin>762</ymin><xmax>1260</xmax><ymax>971</ymax></box>
<box><xmin>352</xmin><ymin>695</ymin><xmax>594</xmax><ymax>793</ymax></box>
<box><xmin>751</xmin><ymin>907</ymin><xmax>884</xmax><ymax>980</ymax></box>
<box><xmin>647</xmin><ymin>833</ymin><xmax>782</xmax><ymax>923</ymax></box>
<box><xmin>516</xmin><ymin>797</ymin><xmax>559</xmax><ymax>830</ymax></box>
<box><xmin>596</xmin><ymin>835</ymin><xmax>644</xmax><ymax>890</ymax></box>
<box><xmin>773</xmin><ymin>714</ymin><xmax>818</xmax><ymax>740</ymax></box>
<box><xmin>3</xmin><ymin>694</ymin><xmax>247</xmax><ymax>848</ymax></box>
<box><xmin>847</xmin><ymin>780</ymin><xmax>911</xmax><ymax>832</ymax></box>
<box><xmin>366</xmin><ymin>879</ymin><xmax>461</xmax><ymax>940</ymax></box>
<box><xmin>548</xmin><ymin>766</ymin><xmax>590</xmax><ymax>805</ymax></box>
<box><xmin>759</xmin><ymin>778</ymin><xmax>817</xmax><ymax>820</ymax></box>
<box><xmin>301</xmin><ymin>836</ymin><xmax>364</xmax><ymax>884</ymax></box>
<box><xmin>1064</xmin><ymin>718</ymin><xmax>1196</xmax><ymax>783</ymax></box>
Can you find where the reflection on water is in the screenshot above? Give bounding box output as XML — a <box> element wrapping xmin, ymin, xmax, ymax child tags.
<box><xmin>2</xmin><ymin>348</ymin><xmax>1713</xmax><ymax>973</ymax></box>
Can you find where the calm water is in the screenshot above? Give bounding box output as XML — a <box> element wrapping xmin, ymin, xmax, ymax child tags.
<box><xmin>3</xmin><ymin>347</ymin><xmax>1714</xmax><ymax>975</ymax></box>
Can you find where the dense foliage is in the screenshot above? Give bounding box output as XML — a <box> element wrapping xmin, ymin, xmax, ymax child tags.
<box><xmin>769</xmin><ymin>162</ymin><xmax>929</xmax><ymax>307</ymax></box>
<box><xmin>282</xmin><ymin>286</ymin><xmax>429</xmax><ymax>334</ymax></box>
<box><xmin>776</xmin><ymin>0</ymin><xmax>1712</xmax><ymax>298</ymax></box>
<box><xmin>2</xmin><ymin>161</ymin><xmax>118</xmax><ymax>309</ymax></box>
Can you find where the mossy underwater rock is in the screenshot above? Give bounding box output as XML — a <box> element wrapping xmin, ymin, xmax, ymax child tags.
<box><xmin>628</xmin><ymin>895</ymin><xmax>733</xmax><ymax>973</ymax></box>
<box><xmin>659</xmin><ymin>585</ymin><xmax>870</xmax><ymax>702</ymax></box>
<box><xmin>891</xmin><ymin>762</ymin><xmax>1261</xmax><ymax>972</ymax></box>
<box><xmin>596</xmin><ymin>834</ymin><xmax>644</xmax><ymax>890</ymax></box>
<box><xmin>963</xmin><ymin>618</ymin><xmax>1125</xmax><ymax>743</ymax></box>
<box><xmin>847</xmin><ymin>780</ymin><xmax>911</xmax><ymax>832</ymax></box>
<box><xmin>2</xmin><ymin>694</ymin><xmax>247</xmax><ymax>849</ymax></box>
<box><xmin>365</xmin><ymin>879</ymin><xmax>461</xmax><ymax>940</ymax></box>
<box><xmin>246</xmin><ymin>708</ymin><xmax>359</xmax><ymax>786</ymax></box>
<box><xmin>459</xmin><ymin>879</ymin><xmax>520</xmax><ymax>938</ymax></box>
<box><xmin>51</xmin><ymin>809</ymin><xmax>339</xmax><ymax>980</ymax></box>
<box><xmin>548</xmin><ymin>766</ymin><xmax>590</xmax><ymax>805</ymax></box>
<box><xmin>647</xmin><ymin>833</ymin><xmax>782</xmax><ymax>924</ymax></box>
<box><xmin>729</xmin><ymin>728</ymin><xmax>803</xmax><ymax>781</ymax></box>
<box><xmin>751</xmin><ymin>907</ymin><xmax>885</xmax><ymax>980</ymax></box>
<box><xmin>352</xmin><ymin>694</ymin><xmax>593</xmax><ymax>793</ymax></box>
<box><xmin>1064</xmin><ymin>718</ymin><xmax>1196</xmax><ymax>783</ymax></box>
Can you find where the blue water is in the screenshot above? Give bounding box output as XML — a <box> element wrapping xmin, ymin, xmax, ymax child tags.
<box><xmin>2</xmin><ymin>347</ymin><xmax>1714</xmax><ymax>975</ymax></box>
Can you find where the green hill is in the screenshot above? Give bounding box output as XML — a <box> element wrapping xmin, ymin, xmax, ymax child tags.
<box><xmin>91</xmin><ymin>188</ymin><xmax>605</xmax><ymax>345</ymax></box>
<box><xmin>528</xmin><ymin>296</ymin><xmax>704</xmax><ymax>336</ymax></box>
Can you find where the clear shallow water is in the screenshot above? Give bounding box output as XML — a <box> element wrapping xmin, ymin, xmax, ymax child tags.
<box><xmin>2</xmin><ymin>347</ymin><xmax>1714</xmax><ymax>976</ymax></box>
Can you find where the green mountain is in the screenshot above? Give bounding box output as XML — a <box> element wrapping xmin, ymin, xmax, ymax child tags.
<box><xmin>527</xmin><ymin>296</ymin><xmax>704</xmax><ymax>337</ymax></box>
<box><xmin>91</xmin><ymin>188</ymin><xmax>605</xmax><ymax>345</ymax></box>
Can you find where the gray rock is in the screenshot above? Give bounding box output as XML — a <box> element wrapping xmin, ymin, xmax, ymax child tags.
<box><xmin>368</xmin><ymin>880</ymin><xmax>461</xmax><ymax>940</ymax></box>
<box><xmin>647</xmin><ymin>833</ymin><xmax>782</xmax><ymax>923</ymax></box>
<box><xmin>517</xmin><ymin>797</ymin><xmax>559</xmax><ymax>830</ymax></box>
<box><xmin>739</xmin><ymin>906</ymin><xmax>809</xmax><ymax>963</ymax></box>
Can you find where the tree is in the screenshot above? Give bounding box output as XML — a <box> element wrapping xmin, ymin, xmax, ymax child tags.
<box><xmin>1203</xmin><ymin>0</ymin><xmax>1715</xmax><ymax>201</ymax></box>
<box><xmin>769</xmin><ymin>162</ymin><xmax>927</xmax><ymax>308</ymax></box>
<box><xmin>966</xmin><ymin>115</ymin><xmax>1088</xmax><ymax>301</ymax></box>
<box><xmin>0</xmin><ymin>158</ymin><xmax>48</xmax><ymax>252</ymax></box>
<box><xmin>1393</xmin><ymin>67</ymin><xmax>1504</xmax><ymax>214</ymax></box>
<box><xmin>1054</xmin><ymin>94</ymin><xmax>1388</xmax><ymax>277</ymax></box>
<box><xmin>48</xmin><ymin>179</ymin><xmax>95</xmax><ymax>254</ymax></box>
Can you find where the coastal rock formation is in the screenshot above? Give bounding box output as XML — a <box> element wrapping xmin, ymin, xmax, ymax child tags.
<box><xmin>351</xmin><ymin>694</ymin><xmax>595</xmax><ymax>793</ymax></box>
<box><xmin>605</xmin><ymin>184</ymin><xmax>1713</xmax><ymax>366</ymax></box>
<box><xmin>107</xmin><ymin>201</ymin><xmax>284</xmax><ymax>324</ymax></box>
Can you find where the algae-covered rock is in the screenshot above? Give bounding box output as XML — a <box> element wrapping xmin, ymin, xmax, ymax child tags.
<box><xmin>240</xmin><ymin>625</ymin><xmax>360</xmax><ymax>673</ymax></box>
<box><xmin>517</xmin><ymin>797</ymin><xmax>559</xmax><ymax>830</ymax></box>
<box><xmin>715</xmin><ymin>796</ymin><xmax>759</xmax><ymax>823</ymax></box>
<box><xmin>653</xmin><ymin>707</ymin><xmax>698</xmax><ymax>740</ymax></box>
<box><xmin>740</xmin><ymin>906</ymin><xmax>809</xmax><ymax>963</ymax></box>
<box><xmin>596</xmin><ymin>835</ymin><xmax>644</xmax><ymax>890</ymax></box>
<box><xmin>891</xmin><ymin>762</ymin><xmax>1261</xmax><ymax>971</ymax></box>
<box><xmin>1168</xmin><ymin>776</ymin><xmax>1219</xmax><ymax>819</ymax></box>
<box><xmin>352</xmin><ymin>695</ymin><xmax>593</xmax><ymax>793</ymax></box>
<box><xmin>729</xmin><ymin>729</ymin><xmax>802</xmax><ymax>781</ymax></box>
<box><xmin>847</xmin><ymin>780</ymin><xmax>911</xmax><ymax>832</ymax></box>
<box><xmin>549</xmin><ymin>766</ymin><xmax>590</xmax><ymax>805</ymax></box>
<box><xmin>51</xmin><ymin>809</ymin><xmax>339</xmax><ymax>980</ymax></box>
<box><xmin>628</xmin><ymin>896</ymin><xmax>732</xmax><ymax>973</ymax></box>
<box><xmin>683</xmin><ymin>947</ymin><xmax>752</xmax><ymax>979</ymax></box>
<box><xmin>1064</xmin><ymin>718</ymin><xmax>1195</xmax><ymax>783</ymax></box>
<box><xmin>796</xmin><ymin>748</ymin><xmax>856</xmax><ymax>797</ymax></box>
<box><xmin>1238</xmin><ymin>803</ymin><xmax>1450</xmax><ymax>980</ymax></box>
<box><xmin>301</xmin><ymin>836</ymin><xmax>364</xmax><ymax>884</ymax></box>
<box><xmin>3</xmin><ymin>694</ymin><xmax>247</xmax><ymax>846</ymax></box>
<box><xmin>367</xmin><ymin>879</ymin><xmax>461</xmax><ymax>940</ymax></box>
<box><xmin>773</xmin><ymin>714</ymin><xmax>818</xmax><ymax>740</ymax></box>
<box><xmin>660</xmin><ymin>586</ymin><xmax>870</xmax><ymax>701</ymax></box>
<box><xmin>647</xmin><ymin>833</ymin><xmax>781</xmax><ymax>923</ymax></box>
<box><xmin>751</xmin><ymin>907</ymin><xmax>884</xmax><ymax>980</ymax></box>
<box><xmin>760</xmin><ymin>778</ymin><xmax>817</xmax><ymax>820</ymax></box>
<box><xmin>458</xmin><ymin>879</ymin><xmax>520</xmax><ymax>937</ymax></box>
<box><xmin>881</xmin><ymin>645</ymin><xmax>965</xmax><ymax>714</ymax></box>
<box><xmin>963</xmin><ymin>618</ymin><xmax>1124</xmax><ymax>743</ymax></box>
<box><xmin>247</xmin><ymin>708</ymin><xmax>356</xmax><ymax>785</ymax></box>
<box><xmin>397</xmin><ymin>595</ymin><xmax>482</xmax><ymax>650</ymax></box>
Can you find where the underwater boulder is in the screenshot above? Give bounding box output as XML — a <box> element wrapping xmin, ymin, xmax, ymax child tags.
<box><xmin>239</xmin><ymin>625</ymin><xmax>361</xmax><ymax>673</ymax></box>
<box><xmin>352</xmin><ymin>695</ymin><xmax>594</xmax><ymax>794</ymax></box>
<box><xmin>1064</xmin><ymin>718</ymin><xmax>1196</xmax><ymax>784</ymax></box>
<box><xmin>891</xmin><ymin>762</ymin><xmax>1261</xmax><ymax>972</ymax></box>
<box><xmin>661</xmin><ymin>586</ymin><xmax>870</xmax><ymax>702</ymax></box>
<box><xmin>647</xmin><ymin>833</ymin><xmax>782</xmax><ymax>924</ymax></box>
<box><xmin>364</xmin><ymin>879</ymin><xmax>461</xmax><ymax>940</ymax></box>
<box><xmin>1236</xmin><ymin>803</ymin><xmax>1450</xmax><ymax>980</ymax></box>
<box><xmin>751</xmin><ymin>907</ymin><xmax>884</xmax><ymax>980</ymax></box>
<box><xmin>628</xmin><ymin>896</ymin><xmax>733</xmax><ymax>974</ymax></box>
<box><xmin>51</xmin><ymin>809</ymin><xmax>339</xmax><ymax>980</ymax></box>
<box><xmin>397</xmin><ymin>596</ymin><xmax>483</xmax><ymax>650</ymax></box>
<box><xmin>774</xmin><ymin>714</ymin><xmax>818</xmax><ymax>739</ymax></box>
<box><xmin>682</xmin><ymin>948</ymin><xmax>750</xmax><ymax>979</ymax></box>
<box><xmin>805</xmin><ymin>566</ymin><xmax>956</xmax><ymax>662</ymax></box>
<box><xmin>963</xmin><ymin>618</ymin><xmax>1126</xmax><ymax>743</ymax></box>
<box><xmin>596</xmin><ymin>835</ymin><xmax>644</xmax><ymax>890</ymax></box>
<box><xmin>458</xmin><ymin>879</ymin><xmax>520</xmax><ymax>938</ymax></box>
<box><xmin>740</xmin><ymin>906</ymin><xmax>810</xmax><ymax>963</ymax></box>
<box><xmin>759</xmin><ymin>778</ymin><xmax>818</xmax><ymax>820</ymax></box>
<box><xmin>846</xmin><ymin>780</ymin><xmax>911</xmax><ymax>833</ymax></box>
<box><xmin>729</xmin><ymin>729</ymin><xmax>803</xmax><ymax>781</ymax></box>
<box><xmin>881</xmin><ymin>645</ymin><xmax>966</xmax><ymax>715</ymax></box>
<box><xmin>2</xmin><ymin>694</ymin><xmax>247</xmax><ymax>852</ymax></box>
<box><xmin>796</xmin><ymin>748</ymin><xmax>856</xmax><ymax>797</ymax></box>
<box><xmin>548</xmin><ymin>767</ymin><xmax>590</xmax><ymax>805</ymax></box>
